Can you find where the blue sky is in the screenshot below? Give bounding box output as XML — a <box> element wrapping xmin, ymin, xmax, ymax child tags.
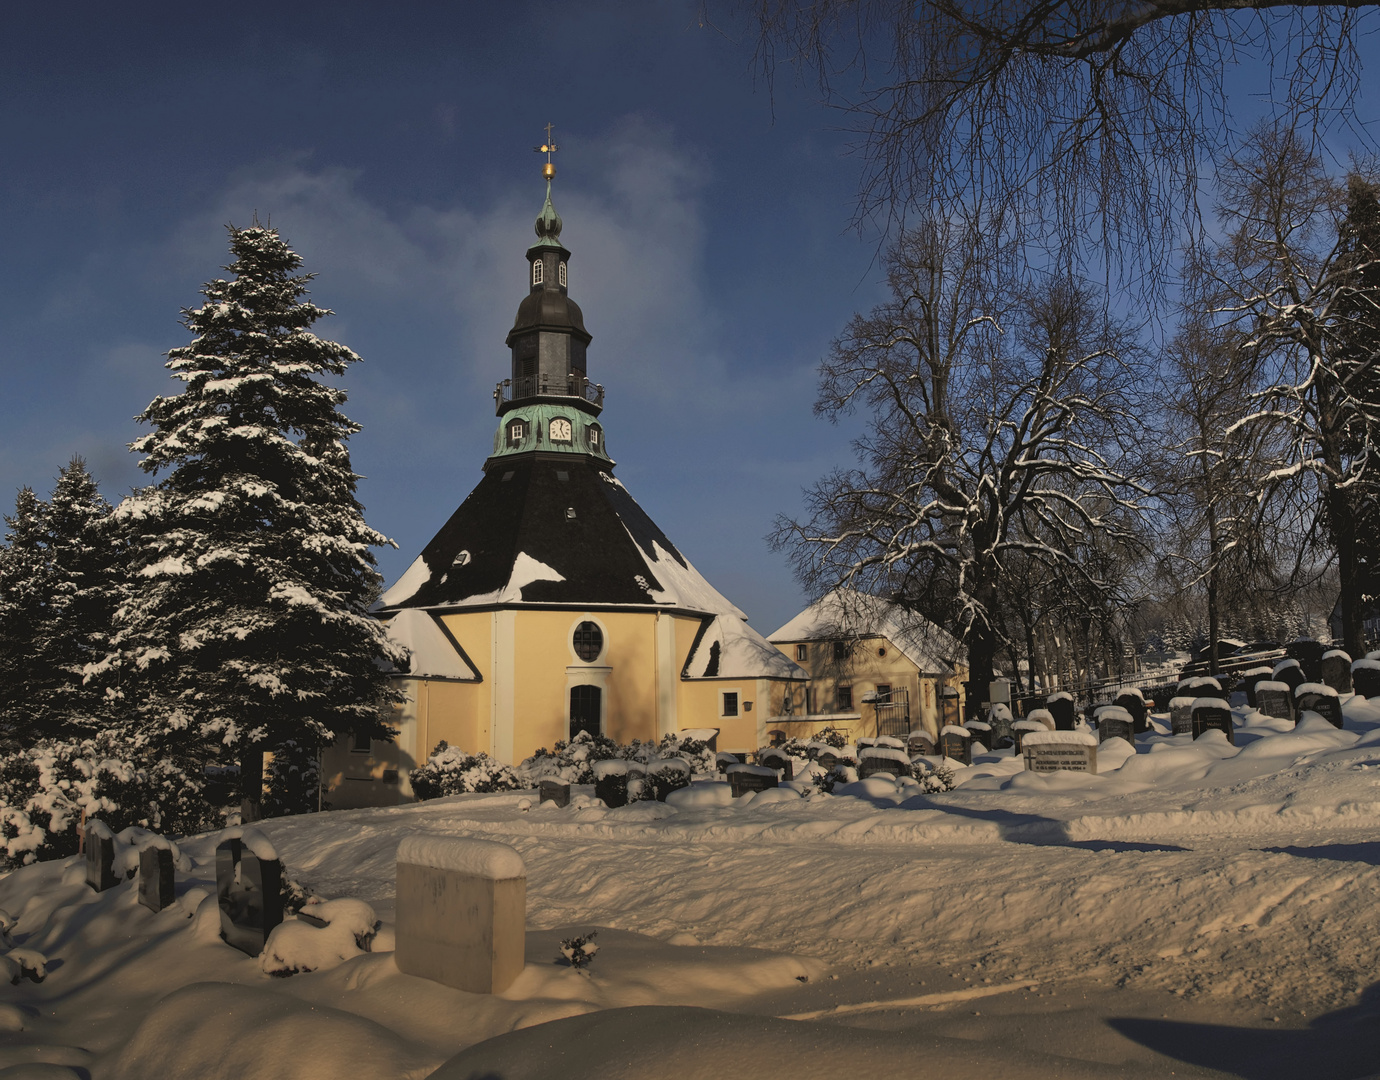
<box><xmin>3</xmin><ymin>4</ymin><xmax>1379</xmax><ymax>637</ymax></box>
<box><xmin>0</xmin><ymin>1</ymin><xmax>889</xmax><ymax>636</ymax></box>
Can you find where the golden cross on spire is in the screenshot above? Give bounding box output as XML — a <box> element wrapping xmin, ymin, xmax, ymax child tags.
<box><xmin>534</xmin><ymin>123</ymin><xmax>558</xmax><ymax>179</ymax></box>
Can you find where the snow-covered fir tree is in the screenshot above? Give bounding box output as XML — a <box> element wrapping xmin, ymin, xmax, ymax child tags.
<box><xmin>103</xmin><ymin>223</ymin><xmax>404</xmax><ymax>820</ymax></box>
<box><xmin>0</xmin><ymin>488</ymin><xmax>53</xmax><ymax>748</ymax></box>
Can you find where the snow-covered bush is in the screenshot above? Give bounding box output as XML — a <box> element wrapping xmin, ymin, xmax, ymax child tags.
<box><xmin>0</xmin><ymin>737</ymin><xmax>217</xmax><ymax>869</ymax></box>
<box><xmin>410</xmin><ymin>742</ymin><xmax>522</xmax><ymax>800</ymax></box>
<box><xmin>516</xmin><ymin>730</ymin><xmax>715</xmax><ymax>786</ymax></box>
<box><xmin>912</xmin><ymin>759</ymin><xmax>957</xmax><ymax>793</ymax></box>
<box><xmin>557</xmin><ymin>930</ymin><xmax>598</xmax><ymax>969</ymax></box>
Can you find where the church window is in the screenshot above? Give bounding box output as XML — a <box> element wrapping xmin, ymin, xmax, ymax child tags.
<box><xmin>875</xmin><ymin>684</ymin><xmax>892</xmax><ymax>704</ymax></box>
<box><xmin>795</xmin><ymin>644</ymin><xmax>807</xmax><ymax>661</ymax></box>
<box><xmin>573</xmin><ymin>620</ymin><xmax>604</xmax><ymax>662</ymax></box>
<box><xmin>550</xmin><ymin>417</ymin><xmax>572</xmax><ymax>443</ymax></box>
<box><xmin>558</xmin><ymin>261</ymin><xmax>567</xmax><ymax>287</ymax></box>
<box><xmin>569</xmin><ymin>685</ymin><xmax>601</xmax><ymax>740</ymax></box>
<box><xmin>532</xmin><ymin>259</ymin><xmax>543</xmax><ymax>286</ymax></box>
<box><xmin>833</xmin><ymin>640</ymin><xmax>850</xmax><ymax>661</ymax></box>
<box><xmin>722</xmin><ymin>691</ymin><xmax>739</xmax><ymax>717</ymax></box>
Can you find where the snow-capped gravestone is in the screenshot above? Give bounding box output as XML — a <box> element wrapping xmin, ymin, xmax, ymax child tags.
<box><xmin>939</xmin><ymin>724</ymin><xmax>973</xmax><ymax>765</ymax></box>
<box><xmin>1295</xmin><ymin>683</ymin><xmax>1343</xmax><ymax>729</ymax></box>
<box><xmin>858</xmin><ymin>746</ymin><xmax>911</xmax><ymax>779</ymax></box>
<box><xmin>216</xmin><ymin>829</ymin><xmax>284</xmax><ymax>956</ymax></box>
<box><xmin>726</xmin><ymin>763</ymin><xmax>779</xmax><ymax>797</ymax></box>
<box><xmin>84</xmin><ymin>820</ymin><xmax>117</xmax><ymax>893</ymax></box>
<box><xmin>1114</xmin><ymin>689</ymin><xmax>1149</xmax><ymax>733</ymax></box>
<box><xmin>1192</xmin><ymin>699</ymin><xmax>1235</xmax><ymax>743</ymax></box>
<box><xmin>907</xmin><ymin>730</ymin><xmax>936</xmax><ymax>757</ymax></box>
<box><xmin>593</xmin><ymin>760</ymin><xmax>643</xmax><ymax>808</ymax></box>
<box><xmin>1272</xmin><ymin>659</ymin><xmax>1305</xmax><ymax>695</ymax></box>
<box><xmin>1353</xmin><ymin>659</ymin><xmax>1380</xmax><ymax>700</ymax></box>
<box><xmin>1239</xmin><ymin>667</ymin><xmax>1274</xmax><ymax>708</ymax></box>
<box><xmin>1095</xmin><ymin>705</ymin><xmax>1134</xmax><ymax>745</ymax></box>
<box><xmin>1012</xmin><ymin>719</ymin><xmax>1047</xmax><ymax>753</ymax></box>
<box><xmin>1320</xmin><ymin>651</ymin><xmax>1352</xmax><ymax>695</ymax></box>
<box><xmin>964</xmin><ymin>720</ymin><xmax>992</xmax><ymax>752</ymax></box>
<box><xmin>1024</xmin><ymin>707</ymin><xmax>1055</xmax><ymax>731</ymax></box>
<box><xmin>395</xmin><ymin>835</ymin><xmax>525</xmax><ymax>995</ymax></box>
<box><xmin>1169</xmin><ymin>696</ymin><xmax>1197</xmax><ymax>736</ymax></box>
<box><xmin>1046</xmin><ymin>693</ymin><xmax>1075</xmax><ymax>731</ymax></box>
<box><xmin>987</xmin><ymin>703</ymin><xmax>1015</xmax><ymax>748</ymax></box>
<box><xmin>538</xmin><ymin>780</ymin><xmax>570</xmax><ymax>808</ymax></box>
<box><xmin>1255</xmin><ymin>681</ymin><xmax>1294</xmax><ymax>723</ymax></box>
<box><xmin>138</xmin><ymin>845</ymin><xmax>175</xmax><ymax>913</ymax></box>
<box><xmin>759</xmin><ymin>747</ymin><xmax>794</xmax><ymax>780</ymax></box>
<box><xmin>1287</xmin><ymin>638</ymin><xmax>1326</xmax><ymax>682</ymax></box>
<box><xmin>1021</xmin><ymin>730</ymin><xmax>1097</xmax><ymax>774</ymax></box>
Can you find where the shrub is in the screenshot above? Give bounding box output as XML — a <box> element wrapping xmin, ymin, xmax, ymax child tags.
<box><xmin>410</xmin><ymin>743</ymin><xmax>522</xmax><ymax>800</ymax></box>
<box><xmin>517</xmin><ymin>730</ymin><xmax>715</xmax><ymax>786</ymax></box>
<box><xmin>557</xmin><ymin>931</ymin><xmax>599</xmax><ymax>968</ymax></box>
<box><xmin>913</xmin><ymin>759</ymin><xmax>957</xmax><ymax>793</ymax></box>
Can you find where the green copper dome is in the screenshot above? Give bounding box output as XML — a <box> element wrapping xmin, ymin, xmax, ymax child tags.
<box><xmin>530</xmin><ymin>180</ymin><xmax>564</xmax><ymax>251</ymax></box>
<box><xmin>490</xmin><ymin>403</ymin><xmax>611</xmax><ymax>464</ymax></box>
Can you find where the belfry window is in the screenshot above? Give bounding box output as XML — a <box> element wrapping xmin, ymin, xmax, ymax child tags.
<box><xmin>532</xmin><ymin>260</ymin><xmax>543</xmax><ymax>286</ymax></box>
<box><xmin>506</xmin><ymin>420</ymin><xmax>527</xmax><ymax>448</ymax></box>
<box><xmin>587</xmin><ymin>425</ymin><xmax>602</xmax><ymax>451</ymax></box>
<box><xmin>558</xmin><ymin>261</ymin><xmax>567</xmax><ymax>287</ymax></box>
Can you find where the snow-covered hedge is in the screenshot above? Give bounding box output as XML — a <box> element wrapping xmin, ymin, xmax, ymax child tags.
<box><xmin>0</xmin><ymin>737</ymin><xmax>217</xmax><ymax>869</ymax></box>
<box><xmin>409</xmin><ymin>743</ymin><xmax>522</xmax><ymax>800</ymax></box>
<box><xmin>515</xmin><ymin>731</ymin><xmax>714</xmax><ymax>786</ymax></box>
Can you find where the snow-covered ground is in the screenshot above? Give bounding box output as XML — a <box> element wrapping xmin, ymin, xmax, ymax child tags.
<box><xmin>6</xmin><ymin>699</ymin><xmax>1380</xmax><ymax>1078</ymax></box>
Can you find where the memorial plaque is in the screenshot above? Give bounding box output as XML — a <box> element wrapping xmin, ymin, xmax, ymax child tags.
<box><xmin>939</xmin><ymin>725</ymin><xmax>972</xmax><ymax>765</ymax></box>
<box><xmin>216</xmin><ymin>837</ymin><xmax>284</xmax><ymax>956</ymax></box>
<box><xmin>1046</xmin><ymin>694</ymin><xmax>1076</xmax><ymax>731</ymax></box>
<box><xmin>1320</xmin><ymin>651</ymin><xmax>1353</xmax><ymax>695</ymax></box>
<box><xmin>538</xmin><ymin>780</ymin><xmax>570</xmax><ymax>807</ymax></box>
<box><xmin>1353</xmin><ymin>660</ymin><xmax>1380</xmax><ymax>700</ymax></box>
<box><xmin>1255</xmin><ymin>682</ymin><xmax>1295</xmax><ymax>723</ymax></box>
<box><xmin>1114</xmin><ymin>690</ymin><xmax>1149</xmax><ymax>733</ymax></box>
<box><xmin>84</xmin><ymin>822</ymin><xmax>117</xmax><ymax>893</ymax></box>
<box><xmin>1096</xmin><ymin>706</ymin><xmax>1134</xmax><ymax>745</ymax></box>
<box><xmin>1191</xmin><ymin>699</ymin><xmax>1235</xmax><ymax>744</ymax></box>
<box><xmin>726</xmin><ymin>764</ymin><xmax>779</xmax><ymax>797</ymax></box>
<box><xmin>1022</xmin><ymin>733</ymin><xmax>1097</xmax><ymax>774</ymax></box>
<box><xmin>1296</xmin><ymin>687</ymin><xmax>1343</xmax><ymax>729</ymax></box>
<box><xmin>1168</xmin><ymin>696</ymin><xmax>1197</xmax><ymax>736</ymax></box>
<box><xmin>138</xmin><ymin>846</ymin><xmax>175</xmax><ymax>913</ymax></box>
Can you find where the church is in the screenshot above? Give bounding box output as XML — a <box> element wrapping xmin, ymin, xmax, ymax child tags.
<box><xmin>322</xmin><ymin>151</ymin><xmax>810</xmax><ymax>806</ymax></box>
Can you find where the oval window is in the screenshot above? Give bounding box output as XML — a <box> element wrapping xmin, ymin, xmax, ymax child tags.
<box><xmin>573</xmin><ymin>620</ymin><xmax>604</xmax><ymax>662</ymax></box>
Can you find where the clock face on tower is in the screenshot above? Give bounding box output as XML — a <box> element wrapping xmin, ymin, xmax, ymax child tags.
<box><xmin>550</xmin><ymin>418</ymin><xmax>572</xmax><ymax>443</ymax></box>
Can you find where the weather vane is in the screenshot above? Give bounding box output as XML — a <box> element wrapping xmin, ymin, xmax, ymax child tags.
<box><xmin>534</xmin><ymin>123</ymin><xmax>558</xmax><ymax>180</ymax></box>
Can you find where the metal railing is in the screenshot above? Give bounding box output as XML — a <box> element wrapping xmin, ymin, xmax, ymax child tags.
<box><xmin>494</xmin><ymin>375</ymin><xmax>604</xmax><ymax>413</ymax></box>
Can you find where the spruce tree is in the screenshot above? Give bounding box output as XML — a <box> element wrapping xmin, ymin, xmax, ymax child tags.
<box><xmin>108</xmin><ymin>223</ymin><xmax>404</xmax><ymax>819</ymax></box>
<box><xmin>0</xmin><ymin>488</ymin><xmax>52</xmax><ymax>748</ymax></box>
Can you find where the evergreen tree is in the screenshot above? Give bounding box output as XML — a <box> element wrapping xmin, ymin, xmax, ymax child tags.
<box><xmin>105</xmin><ymin>223</ymin><xmax>404</xmax><ymax>820</ymax></box>
<box><xmin>0</xmin><ymin>488</ymin><xmax>52</xmax><ymax>748</ymax></box>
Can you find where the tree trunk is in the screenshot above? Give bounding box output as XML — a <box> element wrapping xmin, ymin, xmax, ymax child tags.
<box><xmin>1206</xmin><ymin>503</ymin><xmax>1221</xmax><ymax>678</ymax></box>
<box><xmin>240</xmin><ymin>745</ymin><xmax>265</xmax><ymax>823</ymax></box>
<box><xmin>1328</xmin><ymin>479</ymin><xmax>1365</xmax><ymax>655</ymax></box>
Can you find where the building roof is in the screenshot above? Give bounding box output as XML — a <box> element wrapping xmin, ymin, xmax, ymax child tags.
<box><xmin>768</xmin><ymin>588</ymin><xmax>963</xmax><ymax>676</ymax></box>
<box><xmin>382</xmin><ymin>608</ymin><xmax>478</xmax><ymax>681</ymax></box>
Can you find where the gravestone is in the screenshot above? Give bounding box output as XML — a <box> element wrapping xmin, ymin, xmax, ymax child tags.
<box><xmin>987</xmin><ymin>703</ymin><xmax>1015</xmax><ymax>748</ymax></box>
<box><xmin>1191</xmin><ymin>698</ymin><xmax>1235</xmax><ymax>744</ymax></box>
<box><xmin>1254</xmin><ymin>681</ymin><xmax>1295</xmax><ymax>723</ymax></box>
<box><xmin>216</xmin><ymin>832</ymin><xmax>284</xmax><ymax>956</ymax></box>
<box><xmin>395</xmin><ymin>834</ymin><xmax>525</xmax><ymax>994</ymax></box>
<box><xmin>1353</xmin><ymin>659</ymin><xmax>1380</xmax><ymax>700</ymax></box>
<box><xmin>1177</xmin><ymin>676</ymin><xmax>1221</xmax><ymax>703</ymax></box>
<box><xmin>1272</xmin><ymin>659</ymin><xmax>1305</xmax><ymax>695</ymax></box>
<box><xmin>939</xmin><ymin>725</ymin><xmax>973</xmax><ymax>765</ymax></box>
<box><xmin>758</xmin><ymin>749</ymin><xmax>794</xmax><ymax>781</ymax></box>
<box><xmin>1114</xmin><ymin>689</ymin><xmax>1149</xmax><ymax>734</ymax></box>
<box><xmin>906</xmin><ymin>731</ymin><xmax>936</xmax><ymax>757</ymax></box>
<box><xmin>1295</xmin><ymin>683</ymin><xmax>1344</xmax><ymax>729</ymax></box>
<box><xmin>1286</xmin><ymin>639</ymin><xmax>1326</xmax><ymax>682</ymax></box>
<box><xmin>726</xmin><ymin>764</ymin><xmax>779</xmax><ymax>797</ymax></box>
<box><xmin>1024</xmin><ymin>708</ymin><xmax>1055</xmax><ymax>731</ymax></box>
<box><xmin>593</xmin><ymin>761</ymin><xmax>646</xmax><ymax>808</ymax></box>
<box><xmin>1046</xmin><ymin>693</ymin><xmax>1076</xmax><ymax>731</ymax></box>
<box><xmin>858</xmin><ymin>747</ymin><xmax>912</xmax><ymax>779</ymax></box>
<box><xmin>964</xmin><ymin>720</ymin><xmax>992</xmax><ymax>752</ymax></box>
<box><xmin>1237</xmin><ymin>667</ymin><xmax>1274</xmax><ymax>709</ymax></box>
<box><xmin>939</xmin><ymin>688</ymin><xmax>962</xmax><ymax>728</ymax></box>
<box><xmin>816</xmin><ymin>750</ymin><xmax>841</xmax><ymax>770</ymax></box>
<box><xmin>538</xmin><ymin>780</ymin><xmax>571</xmax><ymax>807</ymax></box>
<box><xmin>1095</xmin><ymin>705</ymin><xmax>1135</xmax><ymax>745</ymax></box>
<box><xmin>1021</xmin><ymin>731</ymin><xmax>1098</xmax><ymax>774</ymax></box>
<box><xmin>1012</xmin><ymin>720</ymin><xmax>1048</xmax><ymax>754</ymax></box>
<box><xmin>138</xmin><ymin>846</ymin><xmax>175</xmax><ymax>913</ymax></box>
<box><xmin>84</xmin><ymin>820</ymin><xmax>117</xmax><ymax>893</ymax></box>
<box><xmin>1320</xmin><ymin>650</ymin><xmax>1353</xmax><ymax>695</ymax></box>
<box><xmin>715</xmin><ymin>752</ymin><xmax>741</xmax><ymax>774</ymax></box>
<box><xmin>1169</xmin><ymin>696</ymin><xmax>1197</xmax><ymax>736</ymax></box>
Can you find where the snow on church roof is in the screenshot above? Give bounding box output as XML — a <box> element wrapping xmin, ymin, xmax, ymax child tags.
<box><xmin>768</xmin><ymin>588</ymin><xmax>962</xmax><ymax>676</ymax></box>
<box><xmin>382</xmin><ymin>608</ymin><xmax>478</xmax><ymax>681</ymax></box>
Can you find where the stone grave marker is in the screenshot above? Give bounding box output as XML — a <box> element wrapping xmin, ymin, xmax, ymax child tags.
<box><xmin>1272</xmin><ymin>659</ymin><xmax>1305</xmax><ymax>695</ymax></box>
<box><xmin>1046</xmin><ymin>693</ymin><xmax>1076</xmax><ymax>731</ymax></box>
<box><xmin>138</xmin><ymin>845</ymin><xmax>175</xmax><ymax>913</ymax></box>
<box><xmin>725</xmin><ymin>763</ymin><xmax>779</xmax><ymax>797</ymax></box>
<box><xmin>939</xmin><ymin>687</ymin><xmax>961</xmax><ymax>728</ymax></box>
<box><xmin>1095</xmin><ymin>705</ymin><xmax>1135</xmax><ymax>745</ymax></box>
<box><xmin>1021</xmin><ymin>731</ymin><xmax>1098</xmax><ymax>774</ymax></box>
<box><xmin>906</xmin><ymin>730</ymin><xmax>936</xmax><ymax>757</ymax></box>
<box><xmin>1114</xmin><ymin>689</ymin><xmax>1149</xmax><ymax>733</ymax></box>
<box><xmin>592</xmin><ymin>760</ymin><xmax>645</xmax><ymax>808</ymax></box>
<box><xmin>1254</xmin><ymin>680</ymin><xmax>1295</xmax><ymax>723</ymax></box>
<box><xmin>1352</xmin><ymin>659</ymin><xmax>1380</xmax><ymax>700</ymax></box>
<box><xmin>939</xmin><ymin>724</ymin><xmax>972</xmax><ymax>765</ymax></box>
<box><xmin>1191</xmin><ymin>698</ymin><xmax>1235</xmax><ymax>744</ymax></box>
<box><xmin>964</xmin><ymin>720</ymin><xmax>992</xmax><ymax>752</ymax></box>
<box><xmin>987</xmin><ymin>703</ymin><xmax>1015</xmax><ymax>748</ymax></box>
<box><xmin>1168</xmin><ymin>696</ymin><xmax>1197</xmax><ymax>736</ymax></box>
<box><xmin>858</xmin><ymin>747</ymin><xmax>912</xmax><ymax>779</ymax></box>
<box><xmin>1024</xmin><ymin>708</ymin><xmax>1055</xmax><ymax>731</ymax></box>
<box><xmin>1237</xmin><ymin>667</ymin><xmax>1274</xmax><ymax>709</ymax></box>
<box><xmin>1295</xmin><ymin>683</ymin><xmax>1344</xmax><ymax>728</ymax></box>
<box><xmin>758</xmin><ymin>748</ymin><xmax>794</xmax><ymax>780</ymax></box>
<box><xmin>1012</xmin><ymin>719</ymin><xmax>1048</xmax><ymax>754</ymax></box>
<box><xmin>816</xmin><ymin>749</ymin><xmax>841</xmax><ymax>770</ymax></box>
<box><xmin>1320</xmin><ymin>650</ymin><xmax>1353</xmax><ymax>695</ymax></box>
<box><xmin>216</xmin><ymin>830</ymin><xmax>284</xmax><ymax>956</ymax></box>
<box><xmin>538</xmin><ymin>780</ymin><xmax>570</xmax><ymax>808</ymax></box>
<box><xmin>395</xmin><ymin>834</ymin><xmax>525</xmax><ymax>994</ymax></box>
<box><xmin>1286</xmin><ymin>638</ymin><xmax>1326</xmax><ymax>682</ymax></box>
<box><xmin>84</xmin><ymin>820</ymin><xmax>117</xmax><ymax>893</ymax></box>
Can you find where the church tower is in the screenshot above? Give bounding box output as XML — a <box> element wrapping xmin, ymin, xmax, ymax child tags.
<box><xmin>323</xmin><ymin>134</ymin><xmax>807</xmax><ymax>806</ymax></box>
